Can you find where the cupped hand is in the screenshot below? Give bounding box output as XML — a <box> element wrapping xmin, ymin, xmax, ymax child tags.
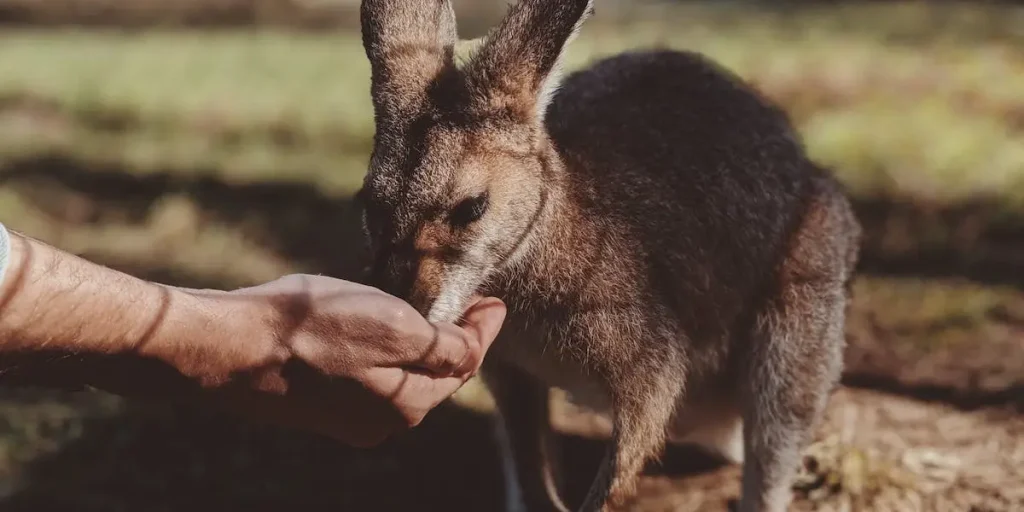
<box><xmin>186</xmin><ymin>275</ymin><xmax>506</xmax><ymax>447</ymax></box>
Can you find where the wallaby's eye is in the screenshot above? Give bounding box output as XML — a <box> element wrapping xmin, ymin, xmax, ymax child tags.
<box><xmin>449</xmin><ymin>192</ymin><xmax>489</xmax><ymax>227</ymax></box>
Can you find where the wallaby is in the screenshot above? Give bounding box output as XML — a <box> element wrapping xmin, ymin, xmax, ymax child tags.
<box><xmin>355</xmin><ymin>0</ymin><xmax>862</xmax><ymax>511</ymax></box>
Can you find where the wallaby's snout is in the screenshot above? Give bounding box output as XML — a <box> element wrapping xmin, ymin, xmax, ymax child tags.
<box><xmin>361</xmin><ymin>197</ymin><xmax>495</xmax><ymax>324</ymax></box>
<box><xmin>364</xmin><ymin>232</ymin><xmax>452</xmax><ymax>319</ymax></box>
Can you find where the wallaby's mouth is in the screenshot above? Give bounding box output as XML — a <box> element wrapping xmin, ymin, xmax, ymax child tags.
<box><xmin>425</xmin><ymin>265</ymin><xmax>488</xmax><ymax>325</ymax></box>
<box><xmin>367</xmin><ymin>258</ymin><xmax>477</xmax><ymax>325</ymax></box>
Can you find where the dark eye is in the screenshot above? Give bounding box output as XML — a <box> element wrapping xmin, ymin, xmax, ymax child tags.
<box><xmin>449</xmin><ymin>192</ymin><xmax>489</xmax><ymax>227</ymax></box>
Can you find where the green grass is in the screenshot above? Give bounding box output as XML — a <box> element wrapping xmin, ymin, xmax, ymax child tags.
<box><xmin>0</xmin><ymin>30</ymin><xmax>376</xmax><ymax>194</ymax></box>
<box><xmin>0</xmin><ymin>3</ymin><xmax>1022</xmax><ymax>204</ymax></box>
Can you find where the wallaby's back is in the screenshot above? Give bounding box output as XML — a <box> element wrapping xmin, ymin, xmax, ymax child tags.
<box><xmin>544</xmin><ymin>48</ymin><xmax>853</xmax><ymax>350</ymax></box>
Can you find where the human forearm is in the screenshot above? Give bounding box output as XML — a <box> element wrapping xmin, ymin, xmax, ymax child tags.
<box><xmin>0</xmin><ymin>228</ymin><xmax>258</xmax><ymax>395</ymax></box>
<box><xmin>0</xmin><ymin>229</ymin><xmax>177</xmax><ymax>356</ymax></box>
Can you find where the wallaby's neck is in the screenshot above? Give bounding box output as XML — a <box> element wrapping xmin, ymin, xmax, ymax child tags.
<box><xmin>491</xmin><ymin>141</ymin><xmax>592</xmax><ymax>303</ymax></box>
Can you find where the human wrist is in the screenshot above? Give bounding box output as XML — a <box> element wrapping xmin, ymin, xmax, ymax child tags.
<box><xmin>144</xmin><ymin>285</ymin><xmax>292</xmax><ymax>392</ymax></box>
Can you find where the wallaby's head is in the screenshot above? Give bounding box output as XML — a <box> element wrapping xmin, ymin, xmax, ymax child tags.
<box><xmin>357</xmin><ymin>0</ymin><xmax>594</xmax><ymax>323</ymax></box>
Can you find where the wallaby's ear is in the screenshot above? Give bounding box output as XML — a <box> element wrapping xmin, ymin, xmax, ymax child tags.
<box><xmin>465</xmin><ymin>0</ymin><xmax>594</xmax><ymax>121</ymax></box>
<box><xmin>361</xmin><ymin>0</ymin><xmax>459</xmax><ymax>120</ymax></box>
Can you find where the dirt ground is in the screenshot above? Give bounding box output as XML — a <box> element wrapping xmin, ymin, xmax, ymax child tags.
<box><xmin>595</xmin><ymin>388</ymin><xmax>1024</xmax><ymax>512</ymax></box>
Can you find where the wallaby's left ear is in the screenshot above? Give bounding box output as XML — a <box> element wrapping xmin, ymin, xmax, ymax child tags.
<box><xmin>464</xmin><ymin>0</ymin><xmax>595</xmax><ymax>120</ymax></box>
<box><xmin>360</xmin><ymin>0</ymin><xmax>459</xmax><ymax>120</ymax></box>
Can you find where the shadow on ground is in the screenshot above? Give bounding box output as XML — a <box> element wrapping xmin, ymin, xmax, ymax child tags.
<box><xmin>0</xmin><ymin>154</ymin><xmax>370</xmax><ymax>281</ymax></box>
<box><xmin>853</xmin><ymin>197</ymin><xmax>1024</xmax><ymax>290</ymax></box>
<box><xmin>0</xmin><ymin>396</ymin><xmax>726</xmax><ymax>512</ymax></box>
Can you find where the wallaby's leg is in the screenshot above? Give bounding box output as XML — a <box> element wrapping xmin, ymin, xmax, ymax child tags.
<box><xmin>578</xmin><ymin>361</ymin><xmax>684</xmax><ymax>512</ymax></box>
<box><xmin>738</xmin><ymin>278</ymin><xmax>846</xmax><ymax>512</ymax></box>
<box><xmin>481</xmin><ymin>361</ymin><xmax>569</xmax><ymax>512</ymax></box>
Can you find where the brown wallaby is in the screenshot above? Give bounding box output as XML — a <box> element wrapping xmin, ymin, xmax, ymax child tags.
<box><xmin>355</xmin><ymin>0</ymin><xmax>862</xmax><ymax>511</ymax></box>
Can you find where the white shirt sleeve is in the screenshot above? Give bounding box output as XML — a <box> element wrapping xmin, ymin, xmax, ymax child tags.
<box><xmin>0</xmin><ymin>222</ymin><xmax>10</xmax><ymax>288</ymax></box>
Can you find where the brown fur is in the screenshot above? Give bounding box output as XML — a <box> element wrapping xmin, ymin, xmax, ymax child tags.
<box><xmin>355</xmin><ymin>1</ymin><xmax>863</xmax><ymax>511</ymax></box>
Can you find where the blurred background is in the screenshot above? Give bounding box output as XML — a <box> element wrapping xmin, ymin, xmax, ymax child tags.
<box><xmin>0</xmin><ymin>0</ymin><xmax>1022</xmax><ymax>511</ymax></box>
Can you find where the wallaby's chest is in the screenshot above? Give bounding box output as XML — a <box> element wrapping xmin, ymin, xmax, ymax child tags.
<box><xmin>486</xmin><ymin>311</ymin><xmax>743</xmax><ymax>448</ymax></box>
<box><xmin>489</xmin><ymin>318</ymin><xmax>614</xmax><ymax>414</ymax></box>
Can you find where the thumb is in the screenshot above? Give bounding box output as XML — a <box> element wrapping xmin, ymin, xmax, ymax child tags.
<box><xmin>454</xmin><ymin>297</ymin><xmax>506</xmax><ymax>373</ymax></box>
<box><xmin>404</xmin><ymin>297</ymin><xmax>506</xmax><ymax>378</ymax></box>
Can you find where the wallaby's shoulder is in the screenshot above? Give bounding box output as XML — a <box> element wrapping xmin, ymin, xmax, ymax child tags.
<box><xmin>547</xmin><ymin>47</ymin><xmax>802</xmax><ymax>144</ymax></box>
<box><xmin>544</xmin><ymin>47</ymin><xmax>813</xmax><ymax>205</ymax></box>
<box><xmin>544</xmin><ymin>47</ymin><xmax>815</xmax><ymax>225</ymax></box>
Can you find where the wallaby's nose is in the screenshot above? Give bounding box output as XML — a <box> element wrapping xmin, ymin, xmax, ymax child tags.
<box><xmin>368</xmin><ymin>249</ymin><xmax>439</xmax><ymax>316</ymax></box>
<box><xmin>369</xmin><ymin>247</ymin><xmax>445</xmax><ymax>318</ymax></box>
<box><xmin>369</xmin><ymin>250</ymin><xmax>415</xmax><ymax>299</ymax></box>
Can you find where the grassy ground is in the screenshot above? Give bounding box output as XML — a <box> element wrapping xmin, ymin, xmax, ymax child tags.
<box><xmin>0</xmin><ymin>2</ymin><xmax>1022</xmax><ymax>511</ymax></box>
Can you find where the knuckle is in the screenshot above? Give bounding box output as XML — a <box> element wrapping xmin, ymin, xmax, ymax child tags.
<box><xmin>430</xmin><ymin>329</ymin><xmax>461</xmax><ymax>376</ymax></box>
<box><xmin>455</xmin><ymin>331</ymin><xmax>480</xmax><ymax>373</ymax></box>
<box><xmin>403</xmin><ymin>408</ymin><xmax>427</xmax><ymax>429</ymax></box>
<box><xmin>437</xmin><ymin>338</ymin><xmax>461</xmax><ymax>373</ymax></box>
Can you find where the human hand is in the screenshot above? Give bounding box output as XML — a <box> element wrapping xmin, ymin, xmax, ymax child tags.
<box><xmin>0</xmin><ymin>227</ymin><xmax>504</xmax><ymax>445</ymax></box>
<box><xmin>167</xmin><ymin>274</ymin><xmax>506</xmax><ymax>447</ymax></box>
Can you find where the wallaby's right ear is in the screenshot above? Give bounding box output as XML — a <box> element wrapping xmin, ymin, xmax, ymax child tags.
<box><xmin>361</xmin><ymin>0</ymin><xmax>459</xmax><ymax>120</ymax></box>
<box><xmin>465</xmin><ymin>0</ymin><xmax>594</xmax><ymax>121</ymax></box>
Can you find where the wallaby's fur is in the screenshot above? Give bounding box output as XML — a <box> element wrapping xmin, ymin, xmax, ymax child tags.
<box><xmin>356</xmin><ymin>1</ymin><xmax>862</xmax><ymax>511</ymax></box>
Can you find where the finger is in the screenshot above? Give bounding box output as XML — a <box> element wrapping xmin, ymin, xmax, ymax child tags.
<box><xmin>410</xmin><ymin>297</ymin><xmax>506</xmax><ymax>377</ymax></box>
<box><xmin>339</xmin><ymin>300</ymin><xmax>431</xmax><ymax>368</ymax></box>
<box><xmin>458</xmin><ymin>297</ymin><xmax>506</xmax><ymax>363</ymax></box>
<box><xmin>386</xmin><ymin>370</ymin><xmax>473</xmax><ymax>424</ymax></box>
<box><xmin>360</xmin><ymin>366</ymin><xmax>451</xmax><ymax>428</ymax></box>
<box><xmin>407</xmin><ymin>323</ymin><xmax>471</xmax><ymax>377</ymax></box>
